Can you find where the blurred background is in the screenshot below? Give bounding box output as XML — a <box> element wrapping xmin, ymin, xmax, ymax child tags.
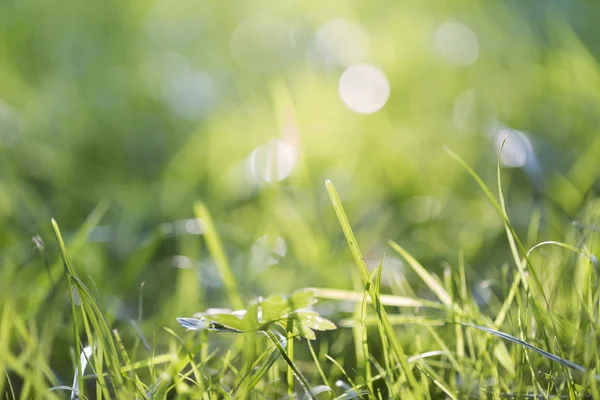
<box><xmin>2</xmin><ymin>0</ymin><xmax>600</xmax><ymax>388</ymax></box>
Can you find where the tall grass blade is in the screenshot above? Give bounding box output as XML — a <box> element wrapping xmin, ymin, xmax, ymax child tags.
<box><xmin>387</xmin><ymin>240</ymin><xmax>452</xmax><ymax>306</ymax></box>
<box><xmin>194</xmin><ymin>202</ymin><xmax>244</xmax><ymax>310</ymax></box>
<box><xmin>307</xmin><ymin>339</ymin><xmax>330</xmax><ymax>388</ymax></box>
<box><xmin>326</xmin><ymin>180</ymin><xmax>419</xmax><ymax>393</ymax></box>
<box><xmin>52</xmin><ymin>219</ymin><xmax>125</xmax><ymax>398</ymax></box>
<box><xmin>526</xmin><ymin>241</ymin><xmax>593</xmax><ymax>261</ymax></box>
<box><xmin>264</xmin><ymin>330</ymin><xmax>316</xmax><ymax>400</ymax></box>
<box><xmin>286</xmin><ymin>316</ymin><xmax>295</xmax><ymax>398</ymax></box>
<box><xmin>445</xmin><ymin>145</ymin><xmax>569</xmax><ymax>374</ymax></box>
<box><xmin>52</xmin><ymin>218</ymin><xmax>84</xmax><ymax>398</ymax></box>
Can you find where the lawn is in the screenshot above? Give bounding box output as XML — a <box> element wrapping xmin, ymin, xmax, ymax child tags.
<box><xmin>1</xmin><ymin>1</ymin><xmax>600</xmax><ymax>399</ymax></box>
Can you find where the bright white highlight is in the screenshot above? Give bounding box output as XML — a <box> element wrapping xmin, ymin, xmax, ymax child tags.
<box><xmin>434</xmin><ymin>22</ymin><xmax>479</xmax><ymax>66</ymax></box>
<box><xmin>316</xmin><ymin>18</ymin><xmax>370</xmax><ymax>66</ymax></box>
<box><xmin>71</xmin><ymin>345</ymin><xmax>93</xmax><ymax>400</ymax></box>
<box><xmin>493</xmin><ymin>128</ymin><xmax>533</xmax><ymax>168</ymax></box>
<box><xmin>339</xmin><ymin>64</ymin><xmax>390</xmax><ymax>114</ymax></box>
<box><xmin>249</xmin><ymin>139</ymin><xmax>297</xmax><ymax>182</ymax></box>
<box><xmin>172</xmin><ymin>255</ymin><xmax>194</xmax><ymax>269</ymax></box>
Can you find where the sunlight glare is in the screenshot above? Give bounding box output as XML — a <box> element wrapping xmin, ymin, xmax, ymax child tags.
<box><xmin>249</xmin><ymin>139</ymin><xmax>297</xmax><ymax>182</ymax></box>
<box><xmin>434</xmin><ymin>22</ymin><xmax>479</xmax><ymax>66</ymax></box>
<box><xmin>492</xmin><ymin>127</ymin><xmax>533</xmax><ymax>168</ymax></box>
<box><xmin>316</xmin><ymin>18</ymin><xmax>370</xmax><ymax>67</ymax></box>
<box><xmin>339</xmin><ymin>64</ymin><xmax>390</xmax><ymax>114</ymax></box>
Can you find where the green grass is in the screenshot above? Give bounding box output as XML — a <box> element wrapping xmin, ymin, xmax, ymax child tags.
<box><xmin>1</xmin><ymin>151</ymin><xmax>599</xmax><ymax>399</ymax></box>
<box><xmin>3</xmin><ymin>2</ymin><xmax>600</xmax><ymax>398</ymax></box>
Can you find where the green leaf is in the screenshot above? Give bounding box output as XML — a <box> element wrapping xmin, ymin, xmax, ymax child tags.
<box><xmin>258</xmin><ymin>289</ymin><xmax>317</xmax><ymax>324</ymax></box>
<box><xmin>177</xmin><ymin>289</ymin><xmax>336</xmax><ymax>340</ymax></box>
<box><xmin>274</xmin><ymin>311</ymin><xmax>336</xmax><ymax>340</ymax></box>
<box><xmin>195</xmin><ymin>308</ymin><xmax>250</xmax><ymax>332</ymax></box>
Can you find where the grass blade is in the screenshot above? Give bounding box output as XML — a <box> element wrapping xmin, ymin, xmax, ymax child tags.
<box><xmin>326</xmin><ymin>180</ymin><xmax>419</xmax><ymax>393</ymax></box>
<box><xmin>52</xmin><ymin>218</ymin><xmax>84</xmax><ymax>399</ymax></box>
<box><xmin>52</xmin><ymin>219</ymin><xmax>125</xmax><ymax>398</ymax></box>
<box><xmin>526</xmin><ymin>241</ymin><xmax>593</xmax><ymax>261</ymax></box>
<box><xmin>264</xmin><ymin>330</ymin><xmax>316</xmax><ymax>400</ymax></box>
<box><xmin>194</xmin><ymin>202</ymin><xmax>244</xmax><ymax>310</ymax></box>
<box><xmin>387</xmin><ymin>241</ymin><xmax>451</xmax><ymax>307</ymax></box>
<box><xmin>311</xmin><ymin>288</ymin><xmax>444</xmax><ymax>309</ymax></box>
<box><xmin>463</xmin><ymin>323</ymin><xmax>600</xmax><ymax>381</ymax></box>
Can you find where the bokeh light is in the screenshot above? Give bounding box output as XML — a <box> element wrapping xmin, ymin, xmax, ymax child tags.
<box><xmin>315</xmin><ymin>19</ymin><xmax>370</xmax><ymax>67</ymax></box>
<box><xmin>491</xmin><ymin>126</ymin><xmax>534</xmax><ymax>168</ymax></box>
<box><xmin>249</xmin><ymin>139</ymin><xmax>297</xmax><ymax>183</ymax></box>
<box><xmin>338</xmin><ymin>64</ymin><xmax>390</xmax><ymax>114</ymax></box>
<box><xmin>2</xmin><ymin>2</ymin><xmax>600</xmax><ymax>394</ymax></box>
<box><xmin>433</xmin><ymin>22</ymin><xmax>479</xmax><ymax>66</ymax></box>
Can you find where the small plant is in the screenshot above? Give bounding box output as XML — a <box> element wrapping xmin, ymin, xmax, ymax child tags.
<box><xmin>177</xmin><ymin>288</ymin><xmax>336</xmax><ymax>339</ymax></box>
<box><xmin>6</xmin><ymin>144</ymin><xmax>597</xmax><ymax>399</ymax></box>
<box><xmin>177</xmin><ymin>289</ymin><xmax>336</xmax><ymax>398</ymax></box>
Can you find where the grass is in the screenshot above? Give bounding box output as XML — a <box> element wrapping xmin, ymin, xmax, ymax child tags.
<box><xmin>1</xmin><ymin>152</ymin><xmax>600</xmax><ymax>399</ymax></box>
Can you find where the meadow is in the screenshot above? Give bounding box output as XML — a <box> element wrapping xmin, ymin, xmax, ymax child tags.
<box><xmin>1</xmin><ymin>1</ymin><xmax>600</xmax><ymax>398</ymax></box>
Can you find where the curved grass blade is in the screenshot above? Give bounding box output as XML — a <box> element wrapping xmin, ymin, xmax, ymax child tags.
<box><xmin>526</xmin><ymin>241</ymin><xmax>593</xmax><ymax>262</ymax></box>
<box><xmin>495</xmin><ymin>138</ymin><xmax>576</xmax><ymax>388</ymax></box>
<box><xmin>445</xmin><ymin>145</ymin><xmax>572</xmax><ymax>375</ymax></box>
<box><xmin>303</xmin><ymin>385</ymin><xmax>334</xmax><ymax>400</ymax></box>
<box><xmin>462</xmin><ymin>323</ymin><xmax>600</xmax><ymax>381</ymax></box>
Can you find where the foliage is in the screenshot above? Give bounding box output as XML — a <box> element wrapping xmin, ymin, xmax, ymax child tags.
<box><xmin>177</xmin><ymin>289</ymin><xmax>336</xmax><ymax>340</ymax></box>
<box><xmin>2</xmin><ymin>1</ymin><xmax>600</xmax><ymax>398</ymax></box>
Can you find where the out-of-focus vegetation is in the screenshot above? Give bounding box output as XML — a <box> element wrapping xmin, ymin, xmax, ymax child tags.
<box><xmin>2</xmin><ymin>0</ymin><xmax>600</xmax><ymax>398</ymax></box>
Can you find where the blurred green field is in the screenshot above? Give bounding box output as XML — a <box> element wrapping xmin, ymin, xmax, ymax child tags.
<box><xmin>2</xmin><ymin>0</ymin><xmax>600</xmax><ymax>398</ymax></box>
